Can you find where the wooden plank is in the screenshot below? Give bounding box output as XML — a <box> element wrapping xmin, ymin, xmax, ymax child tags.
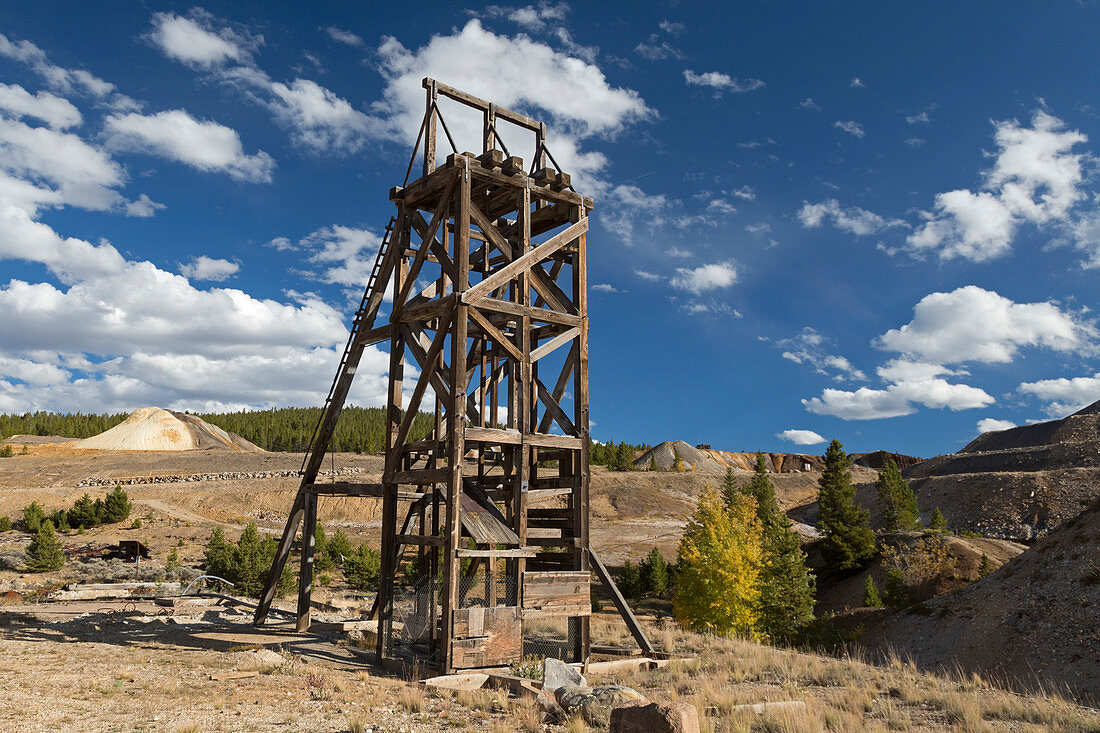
<box><xmin>589</xmin><ymin>548</ymin><xmax>654</xmax><ymax>654</ymax></box>
<box><xmin>450</xmin><ymin>606</ymin><xmax>522</xmax><ymax>669</ymax></box>
<box><xmin>391</xmin><ymin>468</ymin><xmax>451</xmax><ymax>485</ymax></box>
<box><xmin>521</xmin><ymin>604</ymin><xmax>591</xmax><ymax>619</ymax></box>
<box><xmin>535</xmin><ymin>378</ymin><xmax>576</xmax><ymax>436</ymax></box>
<box><xmin>522</xmin><ymin>571</ymin><xmax>590</xmax><ymax>614</ymax></box>
<box><xmin>462</xmin><ymin>218</ymin><xmax>589</xmax><ymax>305</ymax></box>
<box><xmin>464</xmin><ymin>425</ymin><xmax>522</xmax><ymax>445</ymax></box>
<box><xmin>530</xmin><ymin>326</ymin><xmax>579</xmax><ymax>362</ymax></box>
<box><xmin>428</xmin><ymin>77</ymin><xmax>543</xmax><ymax>132</ymax></box>
<box><xmin>456</xmin><ymin>547</ymin><xmax>537</xmax><ymax>558</ymax></box>
<box><xmin>468</xmin><ymin>307</ymin><xmax>523</xmax><ymax>362</ymax></box>
<box><xmin>474</xmin><ymin>297</ymin><xmax>581</xmax><ymax>328</ymax></box>
<box><xmin>396</xmin><ymin>534</ymin><xmax>445</xmax><ymax>547</ymax></box>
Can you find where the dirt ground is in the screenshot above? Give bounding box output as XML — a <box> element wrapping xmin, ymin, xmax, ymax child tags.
<box><xmin>2</xmin><ymin>448</ymin><xmax>1099</xmax><ymax>731</ymax></box>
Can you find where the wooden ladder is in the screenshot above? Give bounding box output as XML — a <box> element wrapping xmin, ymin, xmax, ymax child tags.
<box><xmin>254</xmin><ymin>217</ymin><xmax>399</xmax><ymax>629</ymax></box>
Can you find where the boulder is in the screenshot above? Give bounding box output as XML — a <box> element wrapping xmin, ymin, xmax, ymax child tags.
<box><xmin>611</xmin><ymin>701</ymin><xmax>700</xmax><ymax>733</ymax></box>
<box><xmin>556</xmin><ymin>685</ymin><xmax>647</xmax><ymax>728</ymax></box>
<box><xmin>542</xmin><ymin>657</ymin><xmax>586</xmax><ymax>694</ymax></box>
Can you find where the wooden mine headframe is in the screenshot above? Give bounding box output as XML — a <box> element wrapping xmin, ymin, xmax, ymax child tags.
<box><xmin>253</xmin><ymin>78</ymin><xmax>651</xmax><ymax>673</ymax></box>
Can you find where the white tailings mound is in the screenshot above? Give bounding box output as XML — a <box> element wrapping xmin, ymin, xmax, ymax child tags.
<box><xmin>74</xmin><ymin>407</ymin><xmax>264</xmax><ymax>452</ymax></box>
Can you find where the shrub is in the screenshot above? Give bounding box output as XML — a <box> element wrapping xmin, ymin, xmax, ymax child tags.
<box><xmin>0</xmin><ymin>549</ymin><xmax>24</xmax><ymax>570</ymax></box>
<box><xmin>131</xmin><ymin>518</ymin><xmax>142</xmax><ymax>529</ymax></box>
<box><xmin>202</xmin><ymin>523</ymin><xmax>293</xmax><ymax>597</ymax></box>
<box><xmin>343</xmin><ymin>544</ymin><xmax>381</xmax><ymax>591</ymax></box>
<box><xmin>862</xmin><ymin>576</ymin><xmax>883</xmax><ymax>607</ymax></box>
<box><xmin>22</xmin><ymin>502</ymin><xmax>46</xmax><ymax>533</ymax></box>
<box><xmin>0</xmin><ymin>445</ymin><xmax>12</xmax><ymax>458</ymax></box>
<box><xmin>0</xmin><ymin>516</ymin><xmax>11</xmax><ymax>532</ymax></box>
<box><xmin>881</xmin><ymin>535</ymin><xmax>956</xmax><ymax>602</ymax></box>
<box><xmin>25</xmin><ymin>520</ymin><xmax>64</xmax><ymax>572</ymax></box>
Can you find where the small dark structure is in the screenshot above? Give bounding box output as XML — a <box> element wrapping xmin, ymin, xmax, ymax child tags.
<box><xmin>115</xmin><ymin>540</ymin><xmax>150</xmax><ymax>561</ymax></box>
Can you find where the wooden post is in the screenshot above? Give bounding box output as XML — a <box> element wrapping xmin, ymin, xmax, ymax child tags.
<box><xmin>424</xmin><ymin>80</ymin><xmax>438</xmax><ymax>178</ymax></box>
<box><xmin>296</xmin><ymin>493</ymin><xmax>317</xmax><ymax>631</ymax></box>
<box><xmin>441</xmin><ymin>156</ymin><xmax>470</xmax><ymax>673</ymax></box>
<box><xmin>573</xmin><ymin>204</ymin><xmax>591</xmax><ymax>661</ymax></box>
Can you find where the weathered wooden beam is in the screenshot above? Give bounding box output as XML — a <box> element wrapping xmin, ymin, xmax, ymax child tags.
<box><xmin>589</xmin><ymin>548</ymin><xmax>653</xmax><ymax>654</ymax></box>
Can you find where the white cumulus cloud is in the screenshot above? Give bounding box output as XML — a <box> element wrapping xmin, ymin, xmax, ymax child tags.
<box><xmin>104</xmin><ymin>110</ymin><xmax>275</xmax><ymax>183</ymax></box>
<box><xmin>977</xmin><ymin>418</ymin><xmax>1016</xmax><ymax>434</ymax></box>
<box><xmin>906</xmin><ymin>110</ymin><xmax>1089</xmax><ymax>262</ymax></box>
<box><xmin>777</xmin><ymin>429</ymin><xmax>826</xmax><ymax>445</ymax></box>
<box><xmin>1017</xmin><ymin>372</ymin><xmax>1100</xmax><ymax>418</ymax></box>
<box><xmin>0</xmin><ymin>82</ymin><xmax>81</xmax><ymax>129</ymax></box>
<box><xmin>669</xmin><ymin>261</ymin><xmax>738</xmax><ymax>294</ymax></box>
<box><xmin>179</xmin><ymin>256</ymin><xmax>240</xmax><ymax>282</ymax></box>
<box><xmin>874</xmin><ymin>286</ymin><xmax>1086</xmax><ymax>365</ymax></box>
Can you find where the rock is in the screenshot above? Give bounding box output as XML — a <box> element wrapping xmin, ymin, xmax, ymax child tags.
<box><xmin>542</xmin><ymin>656</ymin><xmax>585</xmax><ymax>694</ymax></box>
<box><xmin>611</xmin><ymin>702</ymin><xmax>700</xmax><ymax>733</ymax></box>
<box><xmin>556</xmin><ymin>685</ymin><xmax>647</xmax><ymax>728</ymax></box>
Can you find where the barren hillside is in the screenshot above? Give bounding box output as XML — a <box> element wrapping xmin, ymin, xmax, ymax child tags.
<box><xmin>855</xmin><ymin>497</ymin><xmax>1100</xmax><ymax>703</ymax></box>
<box><xmin>900</xmin><ymin>400</ymin><xmax>1100</xmax><ymax>541</ymax></box>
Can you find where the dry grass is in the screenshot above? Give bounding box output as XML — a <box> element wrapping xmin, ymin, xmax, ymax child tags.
<box><xmin>575</xmin><ymin>616</ymin><xmax>1100</xmax><ymax>733</ymax></box>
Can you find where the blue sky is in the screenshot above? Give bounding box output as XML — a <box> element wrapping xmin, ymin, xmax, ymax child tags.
<box><xmin>1</xmin><ymin>2</ymin><xmax>1099</xmax><ymax>458</ymax></box>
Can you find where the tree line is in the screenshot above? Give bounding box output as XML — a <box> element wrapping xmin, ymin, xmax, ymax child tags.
<box><xmin>0</xmin><ymin>407</ymin><xmax>436</xmax><ymax>454</ymax></box>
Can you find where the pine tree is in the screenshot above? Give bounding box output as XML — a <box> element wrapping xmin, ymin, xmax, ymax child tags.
<box><xmin>721</xmin><ymin>466</ymin><xmax>739</xmax><ymax>508</ymax></box>
<box><xmin>25</xmin><ymin>520</ymin><xmax>64</xmax><ymax>571</ymax></box>
<box><xmin>0</xmin><ymin>516</ymin><xmax>11</xmax><ymax>532</ymax></box>
<box><xmin>883</xmin><ymin>566</ymin><xmax>908</xmax><ymax>608</ymax></box>
<box><xmin>67</xmin><ymin>493</ymin><xmax>99</xmax><ymax>529</ymax></box>
<box><xmin>674</xmin><ymin>488</ymin><xmax>763</xmax><ymax>635</ymax></box>
<box><xmin>344</xmin><ymin>544</ymin><xmax>381</xmax><ymax>591</ymax></box>
<box><xmin>101</xmin><ymin>486</ymin><xmax>132</xmax><ymax>524</ymax></box>
<box><xmin>22</xmin><ymin>502</ymin><xmax>45</xmax><ymax>533</ymax></box>
<box><xmin>313</xmin><ymin>523</ymin><xmax>334</xmax><ymax>572</ymax></box>
<box><xmin>328</xmin><ymin>528</ymin><xmax>353</xmax><ymax>564</ymax></box>
<box><xmin>978</xmin><ymin>553</ymin><xmax>993</xmax><ymax>578</ymax></box>
<box><xmin>618</xmin><ymin>559</ymin><xmax>642</xmax><ymax>599</ymax></box>
<box><xmin>745</xmin><ymin>454</ymin><xmax>816</xmax><ymax>641</ymax></box>
<box><xmin>874</xmin><ymin>461</ymin><xmax>920</xmax><ymax>531</ymax></box>
<box><xmin>640</xmin><ymin>548</ymin><xmax>669</xmax><ymax>595</ymax></box>
<box><xmin>929</xmin><ymin>507</ymin><xmax>947</xmax><ymax>532</ymax></box>
<box><xmin>649</xmin><ymin>453</ymin><xmax>658</xmax><ymax>472</ymax></box>
<box><xmin>745</xmin><ymin>453</ymin><xmax>780</xmax><ymax>516</ymax></box>
<box><xmin>817</xmin><ymin>439</ymin><xmax>876</xmax><ymax>574</ymax></box>
<box><xmin>862</xmin><ymin>575</ymin><xmax>883</xmax><ymax>607</ymax></box>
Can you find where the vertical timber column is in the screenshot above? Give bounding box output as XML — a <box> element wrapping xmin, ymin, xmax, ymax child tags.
<box><xmin>296</xmin><ymin>491</ymin><xmax>317</xmax><ymax>631</ymax></box>
<box><xmin>441</xmin><ymin>157</ymin><xmax>470</xmax><ymax>673</ymax></box>
<box><xmin>514</xmin><ymin>181</ymin><xmax>532</xmax><ymax>610</ymax></box>
<box><xmin>572</xmin><ymin>203</ymin><xmax>591</xmax><ymax>661</ymax></box>
<box><xmin>377</xmin><ymin>213</ymin><xmax>408</xmax><ymax>660</ymax></box>
<box><xmin>423</xmin><ymin>80</ymin><xmax>437</xmax><ymax>178</ymax></box>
